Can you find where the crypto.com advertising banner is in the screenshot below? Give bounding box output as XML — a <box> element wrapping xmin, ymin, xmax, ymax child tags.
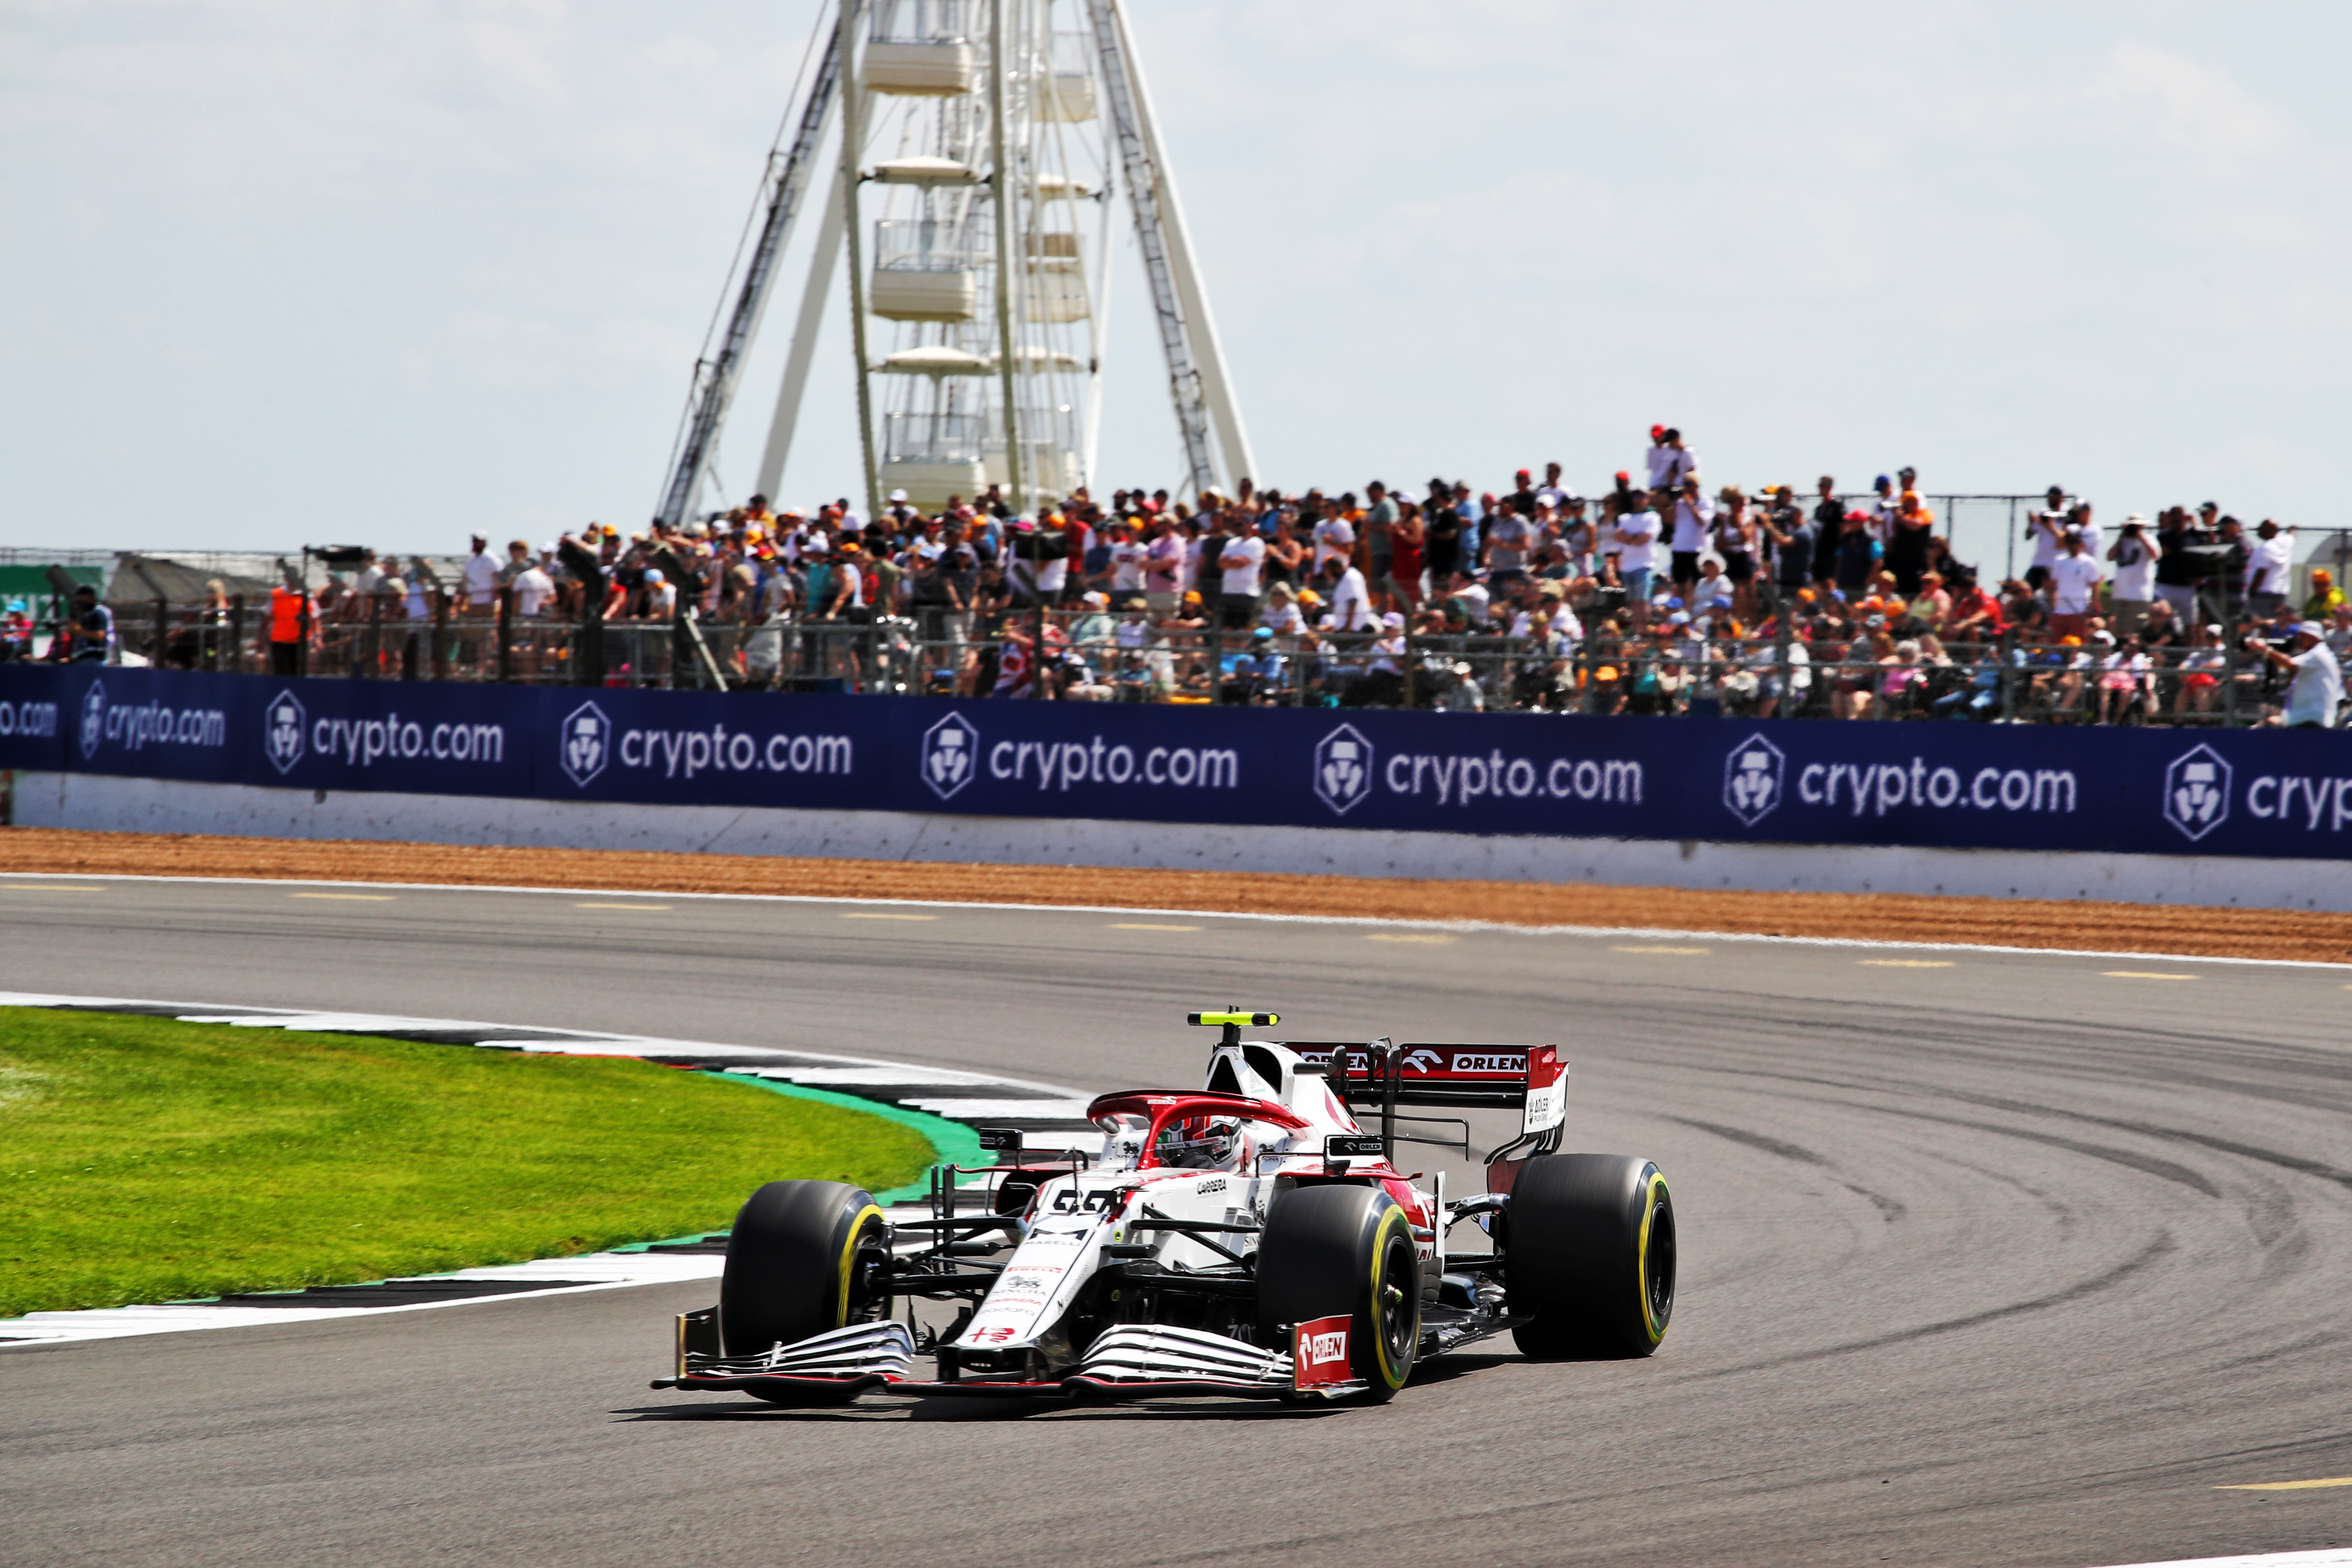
<box><xmin>1</xmin><ymin>666</ymin><xmax>2346</xmax><ymax>861</ymax></box>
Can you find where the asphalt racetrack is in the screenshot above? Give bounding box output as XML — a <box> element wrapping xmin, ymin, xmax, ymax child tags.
<box><xmin>6</xmin><ymin>877</ymin><xmax>2352</xmax><ymax>1568</ymax></box>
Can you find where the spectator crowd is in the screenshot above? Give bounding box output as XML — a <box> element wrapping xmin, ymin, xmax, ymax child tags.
<box><xmin>30</xmin><ymin>423</ymin><xmax>2345</xmax><ymax>729</ymax></box>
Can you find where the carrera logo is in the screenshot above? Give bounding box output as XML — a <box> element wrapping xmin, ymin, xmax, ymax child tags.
<box><xmin>1195</xmin><ymin>1177</ymin><xmax>1226</xmax><ymax>1195</ymax></box>
<box><xmin>1305</xmin><ymin>1329</ymin><xmax>1348</xmax><ymax>1366</ymax></box>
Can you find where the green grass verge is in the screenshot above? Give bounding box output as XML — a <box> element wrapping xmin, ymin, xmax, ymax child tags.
<box><xmin>0</xmin><ymin>1008</ymin><xmax>939</xmax><ymax>1318</ymax></box>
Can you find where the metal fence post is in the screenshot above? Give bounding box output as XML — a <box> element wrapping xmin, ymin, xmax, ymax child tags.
<box><xmin>1998</xmin><ymin>628</ymin><xmax>2017</xmax><ymax>720</ymax></box>
<box><xmin>227</xmin><ymin>594</ymin><xmax>245</xmax><ymax>673</ymax></box>
<box><xmin>432</xmin><ymin>590</ymin><xmax>451</xmax><ymax>681</ymax></box>
<box><xmin>497</xmin><ymin>587</ymin><xmax>514</xmax><ymax>684</ymax></box>
<box><xmin>2223</xmin><ymin>640</ymin><xmax>2240</xmax><ymax>728</ymax></box>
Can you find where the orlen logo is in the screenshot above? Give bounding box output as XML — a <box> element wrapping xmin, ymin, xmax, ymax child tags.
<box><xmin>1723</xmin><ymin>733</ymin><xmax>1785</xmax><ymax>827</ymax></box>
<box><xmin>1314</xmin><ymin>723</ymin><xmax>1374</xmax><ymax>815</ymax></box>
<box><xmin>264</xmin><ymin>690</ymin><xmax>306</xmax><ymax>775</ymax></box>
<box><xmin>559</xmin><ymin>701</ymin><xmax>611</xmax><ymax>789</ymax></box>
<box><xmin>1304</xmin><ymin>1329</ymin><xmax>1348</xmax><ymax>1366</ymax></box>
<box><xmin>922</xmin><ymin>712</ymin><xmax>979</xmax><ymax>802</ymax></box>
<box><xmin>2163</xmin><ymin>744</ymin><xmax>2231</xmax><ymax>842</ymax></box>
<box><xmin>78</xmin><ymin>683</ymin><xmax>105</xmax><ymax>761</ymax></box>
<box><xmin>1404</xmin><ymin>1050</ymin><xmax>1524</xmax><ymax>1075</ymax></box>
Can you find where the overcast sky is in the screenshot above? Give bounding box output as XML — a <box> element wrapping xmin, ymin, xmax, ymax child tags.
<box><xmin>4</xmin><ymin>0</ymin><xmax>2346</xmax><ymax>573</ymax></box>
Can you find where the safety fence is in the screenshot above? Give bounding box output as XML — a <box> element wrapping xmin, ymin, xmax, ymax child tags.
<box><xmin>9</xmin><ymin>593</ymin><xmax>2327</xmax><ymax>730</ymax></box>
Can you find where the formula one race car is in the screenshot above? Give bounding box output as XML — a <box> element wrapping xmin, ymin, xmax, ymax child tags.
<box><xmin>652</xmin><ymin>1011</ymin><xmax>1675</xmax><ymax>1405</ymax></box>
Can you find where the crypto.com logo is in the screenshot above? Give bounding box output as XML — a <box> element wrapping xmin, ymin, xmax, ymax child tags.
<box><xmin>2162</xmin><ymin>743</ymin><xmax>2232</xmax><ymax>842</ymax></box>
<box><xmin>921</xmin><ymin>712</ymin><xmax>980</xmax><ymax>802</ymax></box>
<box><xmin>1313</xmin><ymin>724</ymin><xmax>1374</xmax><ymax>815</ymax></box>
<box><xmin>559</xmin><ymin>701</ymin><xmax>611</xmax><ymax>789</ymax></box>
<box><xmin>263</xmin><ymin>689</ymin><xmax>306</xmax><ymax>775</ymax></box>
<box><xmin>1722</xmin><ymin>733</ymin><xmax>1786</xmax><ymax>827</ymax></box>
<box><xmin>78</xmin><ymin>683</ymin><xmax>105</xmax><ymax>760</ymax></box>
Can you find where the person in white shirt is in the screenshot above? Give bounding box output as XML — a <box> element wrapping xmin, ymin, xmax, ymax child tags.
<box><xmin>461</xmin><ymin>536</ymin><xmax>499</xmax><ymax>613</ymax></box>
<box><xmin>2105</xmin><ymin>514</ymin><xmax>2163</xmax><ymax>634</ymax></box>
<box><xmin>1310</xmin><ymin>508</ymin><xmax>1356</xmax><ymax>574</ymax></box>
<box><xmin>1643</xmin><ymin>425</ymin><xmax>1676</xmax><ymax>490</ymax></box>
<box><xmin>1217</xmin><ymin>517</ymin><xmax>1267</xmax><ymax>629</ymax></box>
<box><xmin>643</xmin><ymin>567</ymin><xmax>677</xmax><ymax>618</ymax></box>
<box><xmin>1317</xmin><ymin>554</ymin><xmax>1375</xmax><ymax>632</ymax></box>
<box><xmin>1669</xmin><ymin>475</ymin><xmax>1715</xmax><ymax>599</ymax></box>
<box><xmin>2248</xmin><ymin>621</ymin><xmax>2343</xmax><ymax>728</ymax></box>
<box><xmin>1613</xmin><ymin>493</ymin><xmax>1664</xmax><ymax>627</ymax></box>
<box><xmin>2245</xmin><ymin>519</ymin><xmax>2298</xmax><ymax>616</ymax></box>
<box><xmin>1659</xmin><ymin>428</ymin><xmax>1699</xmax><ymax>488</ymax></box>
<box><xmin>2025</xmin><ymin>485</ymin><xmax>2071</xmax><ymax>596</ymax></box>
<box><xmin>513</xmin><ymin>558</ymin><xmax>555</xmax><ymax>619</ymax></box>
<box><xmin>1109</xmin><ymin>521</ymin><xmax>1148</xmax><ymax>596</ymax></box>
<box><xmin>2047</xmin><ymin>529</ymin><xmax>2104</xmax><ymax>638</ymax></box>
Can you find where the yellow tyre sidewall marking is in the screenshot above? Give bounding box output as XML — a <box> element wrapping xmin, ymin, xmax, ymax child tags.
<box><xmin>835</xmin><ymin>1203</ymin><xmax>883</xmax><ymax>1329</ymax></box>
<box><xmin>1635</xmin><ymin>1168</ymin><xmax>1670</xmax><ymax>1345</ymax></box>
<box><xmin>1368</xmin><ymin>1205</ymin><xmax>1416</xmax><ymax>1389</ymax></box>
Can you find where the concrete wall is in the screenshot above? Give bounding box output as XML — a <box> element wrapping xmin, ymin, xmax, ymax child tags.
<box><xmin>10</xmin><ymin>768</ymin><xmax>2349</xmax><ymax>912</ymax></box>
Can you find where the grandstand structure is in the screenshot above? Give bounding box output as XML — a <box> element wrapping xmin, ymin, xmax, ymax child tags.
<box><xmin>654</xmin><ymin>0</ymin><xmax>1253</xmax><ymax>524</ymax></box>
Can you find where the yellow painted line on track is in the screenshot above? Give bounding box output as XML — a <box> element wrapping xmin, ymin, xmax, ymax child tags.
<box><xmin>1109</xmin><ymin>923</ymin><xmax>1200</xmax><ymax>931</ymax></box>
<box><xmin>576</xmin><ymin>903</ymin><xmax>670</xmax><ymax>912</ymax></box>
<box><xmin>292</xmin><ymin>892</ymin><xmax>395</xmax><ymax>901</ymax></box>
<box><xmin>841</xmin><ymin>912</ymin><xmax>937</xmax><ymax>921</ymax></box>
<box><xmin>0</xmin><ymin>885</ymin><xmax>103</xmax><ymax>892</ymax></box>
<box><xmin>2216</xmin><ymin>1476</ymin><xmax>2352</xmax><ymax>1491</ymax></box>
<box><xmin>1367</xmin><ymin>933</ymin><xmax>1455</xmax><ymax>944</ymax></box>
<box><xmin>2104</xmin><ymin>971</ymin><xmax>2195</xmax><ymax>980</ymax></box>
<box><xmin>1862</xmin><ymin>959</ymin><xmax>1954</xmax><ymax>968</ymax></box>
<box><xmin>1614</xmin><ymin>945</ymin><xmax>1709</xmax><ymax>955</ymax></box>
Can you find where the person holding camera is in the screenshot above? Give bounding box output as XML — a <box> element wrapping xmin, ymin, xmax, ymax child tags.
<box><xmin>2106</xmin><ymin>514</ymin><xmax>2162</xmax><ymax>635</ymax></box>
<box><xmin>2245</xmin><ymin>621</ymin><xmax>2342</xmax><ymax>728</ymax></box>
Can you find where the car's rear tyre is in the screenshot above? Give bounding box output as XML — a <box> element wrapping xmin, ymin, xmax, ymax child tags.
<box><xmin>1507</xmin><ymin>1154</ymin><xmax>1675</xmax><ymax>1360</ymax></box>
<box><xmin>1255</xmin><ymin>1183</ymin><xmax>1419</xmax><ymax>1402</ymax></box>
<box><xmin>720</xmin><ymin>1179</ymin><xmax>887</xmax><ymax>1363</ymax></box>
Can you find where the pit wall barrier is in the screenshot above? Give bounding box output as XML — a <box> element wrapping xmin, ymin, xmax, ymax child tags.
<box><xmin>2</xmin><ymin>667</ymin><xmax>2347</xmax><ymax>910</ymax></box>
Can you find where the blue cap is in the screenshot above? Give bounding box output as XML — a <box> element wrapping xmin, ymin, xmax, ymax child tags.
<box><xmin>1665</xmin><ymin>595</ymin><xmax>1684</xmax><ymax>609</ymax></box>
<box><xmin>1874</xmin><ymin>474</ymin><xmax>1891</xmax><ymax>487</ymax></box>
<box><xmin>1712</xmin><ymin>595</ymin><xmax>1733</xmax><ymax>609</ymax></box>
<box><xmin>1252</xmin><ymin>626</ymin><xmax>1273</xmax><ymax>640</ymax></box>
<box><xmin>1668</xmin><ymin>611</ymin><xmax>1691</xmax><ymax>626</ymax></box>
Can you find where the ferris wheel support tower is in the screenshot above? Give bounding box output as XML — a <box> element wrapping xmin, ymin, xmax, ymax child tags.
<box><xmin>654</xmin><ymin>0</ymin><xmax>1251</xmax><ymax>527</ymax></box>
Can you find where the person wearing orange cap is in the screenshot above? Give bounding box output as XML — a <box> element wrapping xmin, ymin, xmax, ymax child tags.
<box><xmin>2302</xmin><ymin>567</ymin><xmax>2344</xmax><ymax>621</ymax></box>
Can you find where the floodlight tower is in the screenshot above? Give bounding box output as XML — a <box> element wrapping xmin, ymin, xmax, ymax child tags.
<box><xmin>652</xmin><ymin>0</ymin><xmax>1253</xmax><ymax>526</ymax></box>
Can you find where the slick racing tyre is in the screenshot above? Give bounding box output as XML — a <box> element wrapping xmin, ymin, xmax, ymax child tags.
<box><xmin>1507</xmin><ymin>1154</ymin><xmax>1675</xmax><ymax>1360</ymax></box>
<box><xmin>1255</xmin><ymin>1184</ymin><xmax>1420</xmax><ymax>1403</ymax></box>
<box><xmin>720</xmin><ymin>1179</ymin><xmax>888</xmax><ymax>1361</ymax></box>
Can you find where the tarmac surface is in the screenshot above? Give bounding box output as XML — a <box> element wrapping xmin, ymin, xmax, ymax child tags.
<box><xmin>4</xmin><ymin>876</ymin><xmax>2352</xmax><ymax>1568</ymax></box>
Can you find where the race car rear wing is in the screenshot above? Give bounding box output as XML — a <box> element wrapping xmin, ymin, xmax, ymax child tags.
<box><xmin>1283</xmin><ymin>1041</ymin><xmax>1568</xmax><ymax>1162</ymax></box>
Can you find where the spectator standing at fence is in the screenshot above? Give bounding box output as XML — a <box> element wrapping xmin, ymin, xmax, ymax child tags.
<box><xmin>2153</xmin><ymin>506</ymin><xmax>2205</xmax><ymax>625</ymax></box>
<box><xmin>2048</xmin><ymin>528</ymin><xmax>2103</xmax><ymax>640</ymax></box>
<box><xmin>268</xmin><ymin>569</ymin><xmax>309</xmax><ymax>677</ymax></box>
<box><xmin>2245</xmin><ymin>519</ymin><xmax>2297</xmax><ymax>619</ymax></box>
<box><xmin>1387</xmin><ymin>504</ymin><xmax>1427</xmax><ymax>609</ymax></box>
<box><xmin>2106</xmin><ymin>514</ymin><xmax>2161</xmax><ymax>634</ymax></box>
<box><xmin>2247</xmin><ymin>621</ymin><xmax>2342</xmax><ymax>728</ymax></box>
<box><xmin>1761</xmin><ymin>493</ymin><xmax>1815</xmax><ymax>611</ymax></box>
<box><xmin>1808</xmin><ymin>477</ymin><xmax>1844</xmax><ymax>591</ymax></box>
<box><xmin>1315</xmin><ymin>552</ymin><xmax>1375</xmax><ymax>633</ymax></box>
<box><xmin>1218</xmin><ymin>513</ymin><xmax>1267</xmax><ymax>629</ymax></box>
<box><xmin>461</xmin><ymin>536</ymin><xmax>498</xmax><ymax>616</ymax></box>
<box><xmin>1612</xmin><ymin>492</ymin><xmax>1662</xmax><ymax>628</ymax></box>
<box><xmin>1485</xmin><ymin>500</ymin><xmax>1534</xmax><ymax>587</ymax></box>
<box><xmin>2303</xmin><ymin>569</ymin><xmax>2344</xmax><ymax>621</ymax></box>
<box><xmin>1834</xmin><ymin>510</ymin><xmax>1876</xmax><ymax>597</ymax></box>
<box><xmin>1424</xmin><ymin>484</ymin><xmax>1462</xmax><ymax>585</ymax></box>
<box><xmin>1643</xmin><ymin>426</ymin><xmax>1675</xmax><ymax>490</ymax></box>
<box><xmin>1886</xmin><ymin>489</ymin><xmax>1935</xmax><ymax>596</ymax></box>
<box><xmin>2214</xmin><ymin>516</ymin><xmax>2251</xmax><ymax>623</ymax></box>
<box><xmin>1668</xmin><ymin>475</ymin><xmax>1714</xmax><ymax>601</ymax></box>
<box><xmin>1362</xmin><ymin>481</ymin><xmax>1397</xmax><ymax>594</ymax></box>
<box><xmin>2026</xmin><ymin>486</ymin><xmax>2070</xmax><ymax>596</ymax></box>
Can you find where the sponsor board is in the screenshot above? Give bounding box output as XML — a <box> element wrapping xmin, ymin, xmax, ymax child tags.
<box><xmin>1</xmin><ymin>666</ymin><xmax>2348</xmax><ymax>863</ymax></box>
<box><xmin>1292</xmin><ymin>1314</ymin><xmax>1353</xmax><ymax>1389</ymax></box>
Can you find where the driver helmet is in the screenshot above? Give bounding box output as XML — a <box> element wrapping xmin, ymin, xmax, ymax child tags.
<box><xmin>1156</xmin><ymin>1114</ymin><xmax>1243</xmax><ymax>1171</ymax></box>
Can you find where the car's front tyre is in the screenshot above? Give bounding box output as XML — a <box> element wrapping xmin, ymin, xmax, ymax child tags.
<box><xmin>719</xmin><ymin>1179</ymin><xmax>887</xmax><ymax>1363</ymax></box>
<box><xmin>1254</xmin><ymin>1183</ymin><xmax>1419</xmax><ymax>1402</ymax></box>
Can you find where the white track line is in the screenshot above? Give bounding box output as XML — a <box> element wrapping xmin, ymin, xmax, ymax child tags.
<box><xmin>0</xmin><ymin>993</ymin><xmax>1094</xmax><ymax>1348</ymax></box>
<box><xmin>1</xmin><ymin>870</ymin><xmax>2343</xmax><ymax>971</ymax></box>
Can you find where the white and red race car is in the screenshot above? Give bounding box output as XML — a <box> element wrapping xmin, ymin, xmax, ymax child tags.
<box><xmin>654</xmin><ymin>1011</ymin><xmax>1675</xmax><ymax>1405</ymax></box>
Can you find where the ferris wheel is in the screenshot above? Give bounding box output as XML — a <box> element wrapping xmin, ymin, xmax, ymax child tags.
<box><xmin>654</xmin><ymin>0</ymin><xmax>1253</xmax><ymax>523</ymax></box>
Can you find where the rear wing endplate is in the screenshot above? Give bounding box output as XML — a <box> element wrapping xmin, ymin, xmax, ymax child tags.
<box><xmin>1285</xmin><ymin>1042</ymin><xmax>1567</xmax><ymax>1137</ymax></box>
